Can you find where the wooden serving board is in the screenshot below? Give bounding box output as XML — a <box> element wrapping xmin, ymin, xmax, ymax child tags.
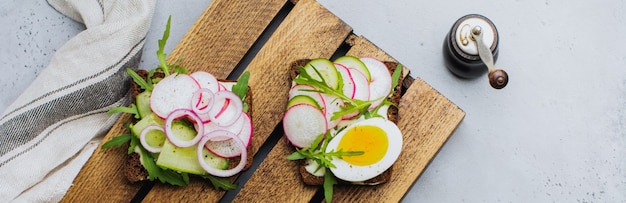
<box><xmin>61</xmin><ymin>0</ymin><xmax>465</xmax><ymax>202</ymax></box>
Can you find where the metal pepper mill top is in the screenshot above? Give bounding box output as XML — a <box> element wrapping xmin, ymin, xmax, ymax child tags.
<box><xmin>443</xmin><ymin>14</ymin><xmax>508</xmax><ymax>89</ymax></box>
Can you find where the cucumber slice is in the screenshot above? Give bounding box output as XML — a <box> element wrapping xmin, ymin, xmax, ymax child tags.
<box><xmin>286</xmin><ymin>95</ymin><xmax>322</xmax><ymax>110</ymax></box>
<box><xmin>136</xmin><ymin>91</ymin><xmax>152</xmax><ymax>119</ymax></box>
<box><xmin>131</xmin><ymin>113</ymin><xmax>164</xmax><ymax>138</ymax></box>
<box><xmin>143</xmin><ymin>127</ymin><xmax>166</xmax><ymax>149</ymax></box>
<box><xmin>157</xmin><ymin>141</ymin><xmax>229</xmax><ymax>175</ymax></box>
<box><xmin>334</xmin><ymin>56</ymin><xmax>371</xmax><ymax>82</ymax></box>
<box><xmin>157</xmin><ymin>120</ymin><xmax>229</xmax><ymax>175</ymax></box>
<box><xmin>303</xmin><ymin>58</ymin><xmax>341</xmax><ymax>90</ymax></box>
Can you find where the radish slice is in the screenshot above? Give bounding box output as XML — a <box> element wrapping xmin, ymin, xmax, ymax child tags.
<box><xmin>348</xmin><ymin>68</ymin><xmax>370</xmax><ymax>101</ymax></box>
<box><xmin>360</xmin><ymin>57</ymin><xmax>392</xmax><ymax>109</ymax></box>
<box><xmin>203</xmin><ymin>113</ymin><xmax>245</xmax><ymax>142</ymax></box>
<box><xmin>164</xmin><ymin>108</ymin><xmax>204</xmax><ymax>148</ymax></box>
<box><xmin>334</xmin><ymin>55</ymin><xmax>371</xmax><ymax>82</ymax></box>
<box><xmin>322</xmin><ymin>94</ymin><xmax>343</xmax><ymax>129</ymax></box>
<box><xmin>203</xmin><ymin>130</ymin><xmax>242</xmax><ymax>158</ymax></box>
<box><xmin>335</xmin><ymin>63</ymin><xmax>356</xmax><ymax>99</ymax></box>
<box><xmin>204</xmin><ymin>113</ymin><xmax>252</xmax><ymax>157</ymax></box>
<box><xmin>238</xmin><ymin>113</ymin><xmax>253</xmax><ymax>148</ymax></box>
<box><xmin>139</xmin><ymin>125</ymin><xmax>165</xmax><ymax>153</ymax></box>
<box><xmin>190</xmin><ymin>71</ymin><xmax>219</xmax><ymax>93</ymax></box>
<box><xmin>150</xmin><ymin>73</ymin><xmax>200</xmax><ymax>118</ymax></box>
<box><xmin>197</xmin><ymin>130</ymin><xmax>247</xmax><ymax>177</ymax></box>
<box><xmin>191</xmin><ymin>88</ymin><xmax>215</xmax><ymax>117</ymax></box>
<box><xmin>208</xmin><ymin>91</ymin><xmax>243</xmax><ymax>126</ymax></box>
<box><xmin>289</xmin><ymin>84</ymin><xmax>326</xmax><ymax>113</ymax></box>
<box><xmin>283</xmin><ymin>104</ymin><xmax>327</xmax><ymax>148</ymax></box>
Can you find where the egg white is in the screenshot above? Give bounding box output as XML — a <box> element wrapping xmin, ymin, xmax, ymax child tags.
<box><xmin>326</xmin><ymin>117</ymin><xmax>402</xmax><ymax>182</ymax></box>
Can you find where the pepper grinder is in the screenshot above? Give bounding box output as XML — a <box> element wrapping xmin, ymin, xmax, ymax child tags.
<box><xmin>443</xmin><ymin>14</ymin><xmax>509</xmax><ymax>89</ymax></box>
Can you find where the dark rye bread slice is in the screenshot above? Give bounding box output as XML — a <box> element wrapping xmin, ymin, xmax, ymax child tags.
<box><xmin>125</xmin><ymin>69</ymin><xmax>254</xmax><ymax>183</ymax></box>
<box><xmin>289</xmin><ymin>59</ymin><xmax>404</xmax><ymax>186</ymax></box>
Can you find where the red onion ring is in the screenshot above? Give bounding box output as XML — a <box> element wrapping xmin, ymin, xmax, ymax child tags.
<box><xmin>139</xmin><ymin>125</ymin><xmax>165</xmax><ymax>153</ymax></box>
<box><xmin>164</xmin><ymin>108</ymin><xmax>204</xmax><ymax>148</ymax></box>
<box><xmin>196</xmin><ymin>130</ymin><xmax>247</xmax><ymax>177</ymax></box>
<box><xmin>208</xmin><ymin>91</ymin><xmax>243</xmax><ymax>126</ymax></box>
<box><xmin>191</xmin><ymin>88</ymin><xmax>215</xmax><ymax>117</ymax></box>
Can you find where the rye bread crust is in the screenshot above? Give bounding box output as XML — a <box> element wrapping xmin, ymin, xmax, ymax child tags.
<box><xmin>290</xmin><ymin>59</ymin><xmax>404</xmax><ymax>186</ymax></box>
<box><xmin>125</xmin><ymin>70</ymin><xmax>253</xmax><ymax>183</ymax></box>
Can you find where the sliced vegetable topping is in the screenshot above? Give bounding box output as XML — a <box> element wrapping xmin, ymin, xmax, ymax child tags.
<box><xmin>283</xmin><ymin>104</ymin><xmax>327</xmax><ymax>148</ymax></box>
<box><xmin>139</xmin><ymin>125</ymin><xmax>166</xmax><ymax>153</ymax></box>
<box><xmin>285</xmin><ymin>56</ymin><xmax>404</xmax><ymax>203</ymax></box>
<box><xmin>207</xmin><ymin>91</ymin><xmax>243</xmax><ymax>127</ymax></box>
<box><xmin>150</xmin><ymin>73</ymin><xmax>200</xmax><ymax>118</ymax></box>
<box><xmin>197</xmin><ymin>130</ymin><xmax>247</xmax><ymax>177</ymax></box>
<box><xmin>103</xmin><ymin>17</ymin><xmax>250</xmax><ymax>189</ymax></box>
<box><xmin>164</xmin><ymin>108</ymin><xmax>204</xmax><ymax>148</ymax></box>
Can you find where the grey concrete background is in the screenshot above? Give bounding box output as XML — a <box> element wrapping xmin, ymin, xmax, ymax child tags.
<box><xmin>1</xmin><ymin>0</ymin><xmax>624</xmax><ymax>202</ymax></box>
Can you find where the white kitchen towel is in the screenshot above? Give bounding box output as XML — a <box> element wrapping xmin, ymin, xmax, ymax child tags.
<box><xmin>0</xmin><ymin>0</ymin><xmax>155</xmax><ymax>201</ymax></box>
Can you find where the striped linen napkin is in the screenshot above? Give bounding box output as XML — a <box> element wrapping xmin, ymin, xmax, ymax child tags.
<box><xmin>0</xmin><ymin>0</ymin><xmax>155</xmax><ymax>201</ymax></box>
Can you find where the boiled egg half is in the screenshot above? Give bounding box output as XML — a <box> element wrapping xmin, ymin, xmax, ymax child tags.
<box><xmin>326</xmin><ymin>117</ymin><xmax>403</xmax><ymax>182</ymax></box>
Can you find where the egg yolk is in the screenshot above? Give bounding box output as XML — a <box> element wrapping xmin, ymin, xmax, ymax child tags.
<box><xmin>337</xmin><ymin>125</ymin><xmax>388</xmax><ymax>166</ymax></box>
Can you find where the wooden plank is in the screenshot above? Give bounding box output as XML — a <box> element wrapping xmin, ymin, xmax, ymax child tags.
<box><xmin>61</xmin><ymin>114</ymin><xmax>141</xmax><ymax>202</ymax></box>
<box><xmin>232</xmin><ymin>0</ymin><xmax>353</xmax><ymax>201</ymax></box>
<box><xmin>142</xmin><ymin>0</ymin><xmax>288</xmax><ymax>202</ymax></box>
<box><xmin>166</xmin><ymin>0</ymin><xmax>287</xmax><ymax>79</ymax></box>
<box><xmin>329</xmin><ymin>35</ymin><xmax>465</xmax><ymax>202</ymax></box>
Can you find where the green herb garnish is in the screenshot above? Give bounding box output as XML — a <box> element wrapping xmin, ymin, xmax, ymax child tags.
<box><xmin>323</xmin><ymin>169</ymin><xmax>337</xmax><ymax>203</ymax></box>
<box><xmin>107</xmin><ymin>104</ymin><xmax>140</xmax><ymax>119</ymax></box>
<box><xmin>232</xmin><ymin>71</ymin><xmax>250</xmax><ymax>101</ymax></box>
<box><xmin>200</xmin><ymin>174</ymin><xmax>238</xmax><ymax>190</ymax></box>
<box><xmin>101</xmin><ymin>133</ymin><xmax>131</xmax><ymax>150</ymax></box>
<box><xmin>156</xmin><ymin>16</ymin><xmax>172</xmax><ymax>76</ymax></box>
<box><xmin>287</xmin><ymin>132</ymin><xmax>363</xmax><ymax>171</ymax></box>
<box><xmin>294</xmin><ymin>65</ymin><xmax>372</xmax><ymax>121</ymax></box>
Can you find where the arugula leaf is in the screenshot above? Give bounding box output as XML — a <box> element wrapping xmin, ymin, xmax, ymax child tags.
<box><xmin>126</xmin><ymin>68</ymin><xmax>153</xmax><ymax>91</ymax></box>
<box><xmin>107</xmin><ymin>104</ymin><xmax>140</xmax><ymax>119</ymax></box>
<box><xmin>288</xmin><ymin>133</ymin><xmax>363</xmax><ymax>169</ymax></box>
<box><xmin>128</xmin><ymin>131</ymin><xmax>139</xmax><ymax>154</ymax></box>
<box><xmin>286</xmin><ymin>151</ymin><xmax>306</xmax><ymax>160</ymax></box>
<box><xmin>137</xmin><ymin>142</ymin><xmax>188</xmax><ymax>186</ymax></box>
<box><xmin>171</xmin><ymin>55</ymin><xmax>188</xmax><ymax>74</ymax></box>
<box><xmin>101</xmin><ymin>134</ymin><xmax>131</xmax><ymax>149</ymax></box>
<box><xmin>201</xmin><ymin>175</ymin><xmax>238</xmax><ymax>190</ymax></box>
<box><xmin>389</xmin><ymin>64</ymin><xmax>403</xmax><ymax>97</ymax></box>
<box><xmin>232</xmin><ymin>71</ymin><xmax>250</xmax><ymax>100</ymax></box>
<box><xmin>156</xmin><ymin>16</ymin><xmax>172</xmax><ymax>76</ymax></box>
<box><xmin>323</xmin><ymin>168</ymin><xmax>337</xmax><ymax>203</ymax></box>
<box><xmin>294</xmin><ymin>66</ymin><xmax>369</xmax><ymax>121</ymax></box>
